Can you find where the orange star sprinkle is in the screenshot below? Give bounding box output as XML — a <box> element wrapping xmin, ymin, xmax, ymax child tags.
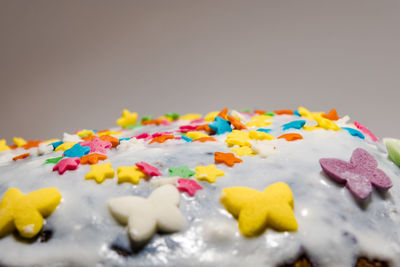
<box><xmin>254</xmin><ymin>110</ymin><xmax>267</xmax><ymax>115</ymax></box>
<box><xmin>192</xmin><ymin>137</ymin><xmax>217</xmax><ymax>143</ymax></box>
<box><xmin>13</xmin><ymin>153</ymin><xmax>30</xmax><ymax>161</ymax></box>
<box><xmin>80</xmin><ymin>153</ymin><xmax>108</xmax><ymax>165</ymax></box>
<box><xmin>142</xmin><ymin>118</ymin><xmax>164</xmax><ymax>126</ymax></box>
<box><xmin>149</xmin><ymin>135</ymin><xmax>175</xmax><ymax>144</ymax></box>
<box><xmin>227</xmin><ymin>115</ymin><xmax>247</xmax><ymax>130</ymax></box>
<box><xmin>214</xmin><ymin>152</ymin><xmax>243</xmax><ymax>167</ymax></box>
<box><xmin>278</xmin><ymin>133</ymin><xmax>303</xmax><ymax>141</ymax></box>
<box><xmin>217</xmin><ymin>107</ymin><xmax>228</xmax><ymax>120</ymax></box>
<box><xmin>100</xmin><ymin>135</ymin><xmax>119</xmax><ymax>148</ymax></box>
<box><xmin>22</xmin><ymin>140</ymin><xmax>42</xmax><ymax>150</ymax></box>
<box><xmin>322</xmin><ymin>109</ymin><xmax>339</xmax><ymax>121</ymax></box>
<box><xmin>196</xmin><ymin>124</ymin><xmax>215</xmax><ymax>135</ymax></box>
<box><xmin>81</xmin><ymin>135</ymin><xmax>97</xmax><ymax>141</ymax></box>
<box><xmin>274</xmin><ymin>109</ymin><xmax>294</xmax><ymax>115</ymax></box>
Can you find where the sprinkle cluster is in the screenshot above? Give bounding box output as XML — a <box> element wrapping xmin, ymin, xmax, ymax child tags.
<box><xmin>0</xmin><ymin>107</ymin><xmax>397</xmax><ymax>243</ymax></box>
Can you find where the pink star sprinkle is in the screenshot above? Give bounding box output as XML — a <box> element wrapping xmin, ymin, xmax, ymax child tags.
<box><xmin>80</xmin><ymin>137</ymin><xmax>111</xmax><ymax>154</ymax></box>
<box><xmin>179</xmin><ymin>125</ymin><xmax>198</xmax><ymax>133</ymax></box>
<box><xmin>135</xmin><ymin>133</ymin><xmax>149</xmax><ymax>139</ymax></box>
<box><xmin>354</xmin><ymin>121</ymin><xmax>378</xmax><ymax>142</ymax></box>
<box><xmin>177</xmin><ymin>178</ymin><xmax>203</xmax><ymax>196</ymax></box>
<box><xmin>136</xmin><ymin>162</ymin><xmax>162</xmax><ymax>177</ymax></box>
<box><xmin>53</xmin><ymin>157</ymin><xmax>80</xmax><ymax>175</ymax></box>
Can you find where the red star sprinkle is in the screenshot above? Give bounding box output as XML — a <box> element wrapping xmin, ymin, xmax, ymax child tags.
<box><xmin>214</xmin><ymin>152</ymin><xmax>243</xmax><ymax>167</ymax></box>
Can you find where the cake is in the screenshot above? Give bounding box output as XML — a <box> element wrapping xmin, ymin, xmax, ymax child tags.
<box><xmin>0</xmin><ymin>107</ymin><xmax>400</xmax><ymax>267</ymax></box>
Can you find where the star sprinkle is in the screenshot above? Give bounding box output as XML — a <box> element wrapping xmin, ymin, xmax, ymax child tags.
<box><xmin>108</xmin><ymin>184</ymin><xmax>185</xmax><ymax>242</ymax></box>
<box><xmin>22</xmin><ymin>140</ymin><xmax>42</xmax><ymax>150</ymax></box>
<box><xmin>80</xmin><ymin>137</ymin><xmax>112</xmax><ymax>154</ymax></box>
<box><xmin>249</xmin><ymin>130</ymin><xmax>275</xmax><ymax>141</ymax></box>
<box><xmin>63</xmin><ymin>143</ymin><xmax>90</xmax><ymax>158</ymax></box>
<box><xmin>116</xmin><ymin>109</ymin><xmax>138</xmax><ymax>128</ymax></box>
<box><xmin>204</xmin><ymin>111</ymin><xmax>219</xmax><ymax>121</ymax></box>
<box><xmin>220</xmin><ymin>182</ymin><xmax>297</xmax><ymax>237</ymax></box>
<box><xmin>227</xmin><ymin>115</ymin><xmax>247</xmax><ymax>130</ymax></box>
<box><xmin>13</xmin><ymin>137</ymin><xmax>27</xmax><ymax>147</ymax></box>
<box><xmin>232</xmin><ymin>146</ymin><xmax>256</xmax><ymax>157</ymax></box>
<box><xmin>168</xmin><ymin>166</ymin><xmax>196</xmax><ymax>178</ymax></box>
<box><xmin>0</xmin><ymin>188</ymin><xmax>61</xmax><ymax>238</ymax></box>
<box><xmin>225</xmin><ymin>130</ymin><xmax>251</xmax><ymax>147</ymax></box>
<box><xmin>117</xmin><ymin>166</ymin><xmax>146</xmax><ymax>184</ymax></box>
<box><xmin>195</xmin><ymin>164</ymin><xmax>225</xmax><ymax>183</ymax></box>
<box><xmin>341</xmin><ymin>127</ymin><xmax>365</xmax><ymax>139</ymax></box>
<box><xmin>215</xmin><ymin>152</ymin><xmax>243</xmax><ymax>167</ymax></box>
<box><xmin>252</xmin><ymin>142</ymin><xmax>276</xmax><ymax>158</ymax></box>
<box><xmin>99</xmin><ymin>135</ymin><xmax>119</xmax><ymax>148</ymax></box>
<box><xmin>37</xmin><ymin>143</ymin><xmax>54</xmax><ymax>156</ymax></box>
<box><xmin>176</xmin><ymin>178</ymin><xmax>203</xmax><ymax>196</ymax></box>
<box><xmin>246</xmin><ymin>115</ymin><xmax>272</xmax><ymax>127</ymax></box>
<box><xmin>209</xmin><ymin>117</ymin><xmax>232</xmax><ymax>135</ymax></box>
<box><xmin>354</xmin><ymin>121</ymin><xmax>379</xmax><ymax>142</ymax></box>
<box><xmin>55</xmin><ymin>142</ymin><xmax>76</xmax><ymax>152</ymax></box>
<box><xmin>76</xmin><ymin>129</ymin><xmax>94</xmax><ymax>137</ymax></box>
<box><xmin>186</xmin><ymin>131</ymin><xmax>209</xmax><ymax>140</ymax></box>
<box><xmin>180</xmin><ymin>113</ymin><xmax>202</xmax><ymax>121</ymax></box>
<box><xmin>85</xmin><ymin>163</ymin><xmax>115</xmax><ymax>184</ymax></box>
<box><xmin>63</xmin><ymin>133</ymin><xmax>82</xmax><ymax>143</ymax></box>
<box><xmin>278</xmin><ymin>133</ymin><xmax>303</xmax><ymax>141</ymax></box>
<box><xmin>282</xmin><ymin>120</ymin><xmax>306</xmax><ymax>131</ymax></box>
<box><xmin>322</xmin><ymin>108</ymin><xmax>339</xmax><ymax>121</ymax></box>
<box><xmin>44</xmin><ymin>156</ymin><xmax>64</xmax><ymax>165</ymax></box>
<box><xmin>53</xmin><ymin>157</ymin><xmax>80</xmax><ymax>174</ymax></box>
<box><xmin>136</xmin><ymin>162</ymin><xmax>161</xmax><ymax>177</ymax></box>
<box><xmin>0</xmin><ymin>139</ymin><xmax>10</xmax><ymax>152</ymax></box>
<box><xmin>149</xmin><ymin>135</ymin><xmax>175</xmax><ymax>144</ymax></box>
<box><xmin>320</xmin><ymin>148</ymin><xmax>392</xmax><ymax>199</ymax></box>
<box><xmin>192</xmin><ymin>137</ymin><xmax>217</xmax><ymax>143</ymax></box>
<box><xmin>384</xmin><ymin>138</ymin><xmax>400</xmax><ymax>167</ymax></box>
<box><xmin>118</xmin><ymin>138</ymin><xmax>145</xmax><ymax>151</ymax></box>
<box><xmin>80</xmin><ymin>153</ymin><xmax>108</xmax><ymax>165</ymax></box>
<box><xmin>12</xmin><ymin>153</ymin><xmax>30</xmax><ymax>161</ymax></box>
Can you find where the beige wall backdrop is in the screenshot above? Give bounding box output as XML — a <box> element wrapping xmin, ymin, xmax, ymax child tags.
<box><xmin>0</xmin><ymin>0</ymin><xmax>399</xmax><ymax>142</ymax></box>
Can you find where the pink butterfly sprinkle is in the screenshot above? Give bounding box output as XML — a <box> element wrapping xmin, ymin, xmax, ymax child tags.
<box><xmin>320</xmin><ymin>148</ymin><xmax>392</xmax><ymax>199</ymax></box>
<box><xmin>176</xmin><ymin>178</ymin><xmax>203</xmax><ymax>196</ymax></box>
<box><xmin>53</xmin><ymin>157</ymin><xmax>80</xmax><ymax>175</ymax></box>
<box><xmin>354</xmin><ymin>121</ymin><xmax>378</xmax><ymax>142</ymax></box>
<box><xmin>135</xmin><ymin>162</ymin><xmax>161</xmax><ymax>177</ymax></box>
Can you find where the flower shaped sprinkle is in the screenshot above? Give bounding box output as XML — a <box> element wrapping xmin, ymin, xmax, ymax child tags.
<box><xmin>319</xmin><ymin>148</ymin><xmax>392</xmax><ymax>199</ymax></box>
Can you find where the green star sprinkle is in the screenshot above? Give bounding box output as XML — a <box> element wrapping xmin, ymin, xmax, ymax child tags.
<box><xmin>168</xmin><ymin>166</ymin><xmax>196</xmax><ymax>178</ymax></box>
<box><xmin>44</xmin><ymin>157</ymin><xmax>64</xmax><ymax>165</ymax></box>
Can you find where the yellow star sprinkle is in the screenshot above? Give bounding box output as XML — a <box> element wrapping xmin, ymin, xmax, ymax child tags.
<box><xmin>195</xmin><ymin>164</ymin><xmax>225</xmax><ymax>183</ymax></box>
<box><xmin>313</xmin><ymin>114</ymin><xmax>341</xmax><ymax>131</ymax></box>
<box><xmin>249</xmin><ymin>131</ymin><xmax>275</xmax><ymax>141</ymax></box>
<box><xmin>232</xmin><ymin>146</ymin><xmax>256</xmax><ymax>157</ymax></box>
<box><xmin>220</xmin><ymin>182</ymin><xmax>297</xmax><ymax>237</ymax></box>
<box><xmin>54</xmin><ymin>142</ymin><xmax>76</xmax><ymax>152</ymax></box>
<box><xmin>298</xmin><ymin>107</ymin><xmax>340</xmax><ymax>131</ymax></box>
<box><xmin>204</xmin><ymin>111</ymin><xmax>219</xmax><ymax>122</ymax></box>
<box><xmin>303</xmin><ymin>125</ymin><xmax>323</xmax><ymax>132</ymax></box>
<box><xmin>186</xmin><ymin>131</ymin><xmax>209</xmax><ymax>140</ymax></box>
<box><xmin>246</xmin><ymin>115</ymin><xmax>272</xmax><ymax>127</ymax></box>
<box><xmin>77</xmin><ymin>129</ymin><xmax>94</xmax><ymax>137</ymax></box>
<box><xmin>97</xmin><ymin>130</ymin><xmax>122</xmax><ymax>137</ymax></box>
<box><xmin>0</xmin><ymin>188</ymin><xmax>61</xmax><ymax>238</ymax></box>
<box><xmin>85</xmin><ymin>163</ymin><xmax>115</xmax><ymax>184</ymax></box>
<box><xmin>116</xmin><ymin>109</ymin><xmax>138</xmax><ymax>128</ymax></box>
<box><xmin>13</xmin><ymin>137</ymin><xmax>27</xmax><ymax>147</ymax></box>
<box><xmin>0</xmin><ymin>139</ymin><xmax>10</xmax><ymax>152</ymax></box>
<box><xmin>117</xmin><ymin>166</ymin><xmax>146</xmax><ymax>184</ymax></box>
<box><xmin>226</xmin><ymin>130</ymin><xmax>251</xmax><ymax>147</ymax></box>
<box><xmin>180</xmin><ymin>113</ymin><xmax>202</xmax><ymax>121</ymax></box>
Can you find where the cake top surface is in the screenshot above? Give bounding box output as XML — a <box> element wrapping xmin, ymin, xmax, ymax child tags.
<box><xmin>0</xmin><ymin>107</ymin><xmax>400</xmax><ymax>267</ymax></box>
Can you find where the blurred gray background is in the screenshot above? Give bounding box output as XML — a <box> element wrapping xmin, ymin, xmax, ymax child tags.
<box><xmin>0</xmin><ymin>0</ymin><xmax>399</xmax><ymax>143</ymax></box>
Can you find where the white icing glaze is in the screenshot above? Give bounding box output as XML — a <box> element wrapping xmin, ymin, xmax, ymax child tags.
<box><xmin>0</xmin><ymin>113</ymin><xmax>399</xmax><ymax>266</ymax></box>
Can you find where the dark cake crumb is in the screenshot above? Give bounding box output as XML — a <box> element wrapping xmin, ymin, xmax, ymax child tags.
<box><xmin>110</xmin><ymin>244</ymin><xmax>132</xmax><ymax>257</ymax></box>
<box><xmin>38</xmin><ymin>230</ymin><xmax>53</xmax><ymax>243</ymax></box>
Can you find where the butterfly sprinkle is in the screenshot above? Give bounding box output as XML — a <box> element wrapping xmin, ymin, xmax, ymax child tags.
<box><xmin>319</xmin><ymin>148</ymin><xmax>392</xmax><ymax>199</ymax></box>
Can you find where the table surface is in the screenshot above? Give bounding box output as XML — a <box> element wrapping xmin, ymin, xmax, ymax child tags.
<box><xmin>0</xmin><ymin>0</ymin><xmax>399</xmax><ymax>142</ymax></box>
